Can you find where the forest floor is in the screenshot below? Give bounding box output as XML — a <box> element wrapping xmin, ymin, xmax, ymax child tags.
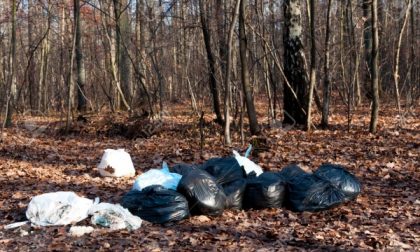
<box><xmin>0</xmin><ymin>101</ymin><xmax>418</xmax><ymax>251</ymax></box>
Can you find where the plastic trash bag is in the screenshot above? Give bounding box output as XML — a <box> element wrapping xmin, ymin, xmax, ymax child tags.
<box><xmin>121</xmin><ymin>186</ymin><xmax>189</xmax><ymax>224</ymax></box>
<box><xmin>233</xmin><ymin>145</ymin><xmax>263</xmax><ymax>176</ymax></box>
<box><xmin>132</xmin><ymin>162</ymin><xmax>182</xmax><ymax>191</ymax></box>
<box><xmin>97</xmin><ymin>149</ymin><xmax>136</xmax><ymax>177</ymax></box>
<box><xmin>285</xmin><ymin>174</ymin><xmax>347</xmax><ymax>212</ymax></box>
<box><xmin>243</xmin><ymin>172</ymin><xmax>286</xmax><ymax>209</ymax></box>
<box><xmin>26</xmin><ymin>191</ymin><xmax>94</xmax><ymax>226</ymax></box>
<box><xmin>201</xmin><ymin>157</ymin><xmax>246</xmax><ymax>186</ymax></box>
<box><xmin>88</xmin><ymin>202</ymin><xmax>142</xmax><ymax>231</ymax></box>
<box><xmin>223</xmin><ymin>179</ymin><xmax>247</xmax><ymax>210</ymax></box>
<box><xmin>169</xmin><ymin>163</ymin><xmax>198</xmax><ymax>177</ymax></box>
<box><xmin>177</xmin><ymin>169</ymin><xmax>226</xmax><ymax>216</ymax></box>
<box><xmin>278</xmin><ymin>164</ymin><xmax>307</xmax><ymax>182</ymax></box>
<box><xmin>314</xmin><ymin>164</ymin><xmax>361</xmax><ymax>201</ymax></box>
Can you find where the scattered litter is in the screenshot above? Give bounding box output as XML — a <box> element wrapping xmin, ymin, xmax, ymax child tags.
<box><xmin>98</xmin><ymin>149</ymin><xmax>136</xmax><ymax>177</ymax></box>
<box><xmin>69</xmin><ymin>226</ymin><xmax>95</xmax><ymax>237</ymax></box>
<box><xmin>132</xmin><ymin>162</ymin><xmax>182</xmax><ymax>191</ymax></box>
<box><xmin>89</xmin><ymin>203</ymin><xmax>142</xmax><ymax>231</ymax></box>
<box><xmin>122</xmin><ymin>185</ymin><xmax>190</xmax><ymax>224</ymax></box>
<box><xmin>26</xmin><ymin>191</ymin><xmax>94</xmax><ymax>226</ymax></box>
<box><xmin>4</xmin><ymin>221</ymin><xmax>29</xmax><ymax>230</ymax></box>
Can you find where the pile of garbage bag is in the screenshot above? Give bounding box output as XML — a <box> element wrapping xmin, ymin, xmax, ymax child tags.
<box><xmin>8</xmin><ymin>146</ymin><xmax>361</xmax><ymax>233</ymax></box>
<box><xmin>121</xmin><ymin>146</ymin><xmax>361</xmax><ymax>224</ymax></box>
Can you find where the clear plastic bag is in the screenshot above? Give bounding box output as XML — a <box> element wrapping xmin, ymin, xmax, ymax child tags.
<box><xmin>132</xmin><ymin>162</ymin><xmax>182</xmax><ymax>191</ymax></box>
<box><xmin>26</xmin><ymin>191</ymin><xmax>94</xmax><ymax>226</ymax></box>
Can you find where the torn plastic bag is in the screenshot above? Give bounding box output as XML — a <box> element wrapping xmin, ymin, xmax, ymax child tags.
<box><xmin>89</xmin><ymin>202</ymin><xmax>142</xmax><ymax>230</ymax></box>
<box><xmin>242</xmin><ymin>172</ymin><xmax>286</xmax><ymax>209</ymax></box>
<box><xmin>121</xmin><ymin>186</ymin><xmax>189</xmax><ymax>224</ymax></box>
<box><xmin>223</xmin><ymin>179</ymin><xmax>247</xmax><ymax>210</ymax></box>
<box><xmin>278</xmin><ymin>164</ymin><xmax>307</xmax><ymax>182</ymax></box>
<box><xmin>314</xmin><ymin>164</ymin><xmax>361</xmax><ymax>201</ymax></box>
<box><xmin>26</xmin><ymin>191</ymin><xmax>94</xmax><ymax>226</ymax></box>
<box><xmin>177</xmin><ymin>169</ymin><xmax>226</xmax><ymax>216</ymax></box>
<box><xmin>97</xmin><ymin>149</ymin><xmax>136</xmax><ymax>177</ymax></box>
<box><xmin>233</xmin><ymin>146</ymin><xmax>263</xmax><ymax>176</ymax></box>
<box><xmin>132</xmin><ymin>162</ymin><xmax>182</xmax><ymax>191</ymax></box>
<box><xmin>169</xmin><ymin>163</ymin><xmax>198</xmax><ymax>177</ymax></box>
<box><xmin>286</xmin><ymin>174</ymin><xmax>347</xmax><ymax>212</ymax></box>
<box><xmin>201</xmin><ymin>157</ymin><xmax>246</xmax><ymax>186</ymax></box>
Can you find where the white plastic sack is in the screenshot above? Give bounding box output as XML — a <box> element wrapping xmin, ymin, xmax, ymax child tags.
<box><xmin>88</xmin><ymin>202</ymin><xmax>142</xmax><ymax>231</ymax></box>
<box><xmin>26</xmin><ymin>191</ymin><xmax>94</xmax><ymax>226</ymax></box>
<box><xmin>98</xmin><ymin>149</ymin><xmax>136</xmax><ymax>177</ymax></box>
<box><xmin>233</xmin><ymin>145</ymin><xmax>263</xmax><ymax>176</ymax></box>
<box><xmin>132</xmin><ymin>162</ymin><xmax>182</xmax><ymax>191</ymax></box>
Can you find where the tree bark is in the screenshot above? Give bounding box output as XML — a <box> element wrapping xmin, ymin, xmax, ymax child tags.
<box><xmin>5</xmin><ymin>0</ymin><xmax>17</xmax><ymax>127</ymax></box>
<box><xmin>74</xmin><ymin>0</ymin><xmax>87</xmax><ymax>112</ymax></box>
<box><xmin>306</xmin><ymin>0</ymin><xmax>316</xmax><ymax>131</ymax></box>
<box><xmin>393</xmin><ymin>0</ymin><xmax>411</xmax><ymax>116</ymax></box>
<box><xmin>283</xmin><ymin>0</ymin><xmax>308</xmax><ymax>125</ymax></box>
<box><xmin>224</xmin><ymin>0</ymin><xmax>242</xmax><ymax>145</ymax></box>
<box><xmin>239</xmin><ymin>0</ymin><xmax>260</xmax><ymax>135</ymax></box>
<box><xmin>321</xmin><ymin>0</ymin><xmax>332</xmax><ymax>128</ymax></box>
<box><xmin>199</xmin><ymin>0</ymin><xmax>223</xmax><ymax>125</ymax></box>
<box><xmin>113</xmin><ymin>0</ymin><xmax>132</xmax><ymax>109</ymax></box>
<box><xmin>369</xmin><ymin>0</ymin><xmax>380</xmax><ymax>133</ymax></box>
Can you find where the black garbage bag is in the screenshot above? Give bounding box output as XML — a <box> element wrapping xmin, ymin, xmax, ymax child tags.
<box><xmin>121</xmin><ymin>186</ymin><xmax>190</xmax><ymax>224</ymax></box>
<box><xmin>170</xmin><ymin>163</ymin><xmax>198</xmax><ymax>177</ymax></box>
<box><xmin>278</xmin><ymin>164</ymin><xmax>307</xmax><ymax>182</ymax></box>
<box><xmin>285</xmin><ymin>174</ymin><xmax>347</xmax><ymax>212</ymax></box>
<box><xmin>201</xmin><ymin>157</ymin><xmax>246</xmax><ymax>186</ymax></box>
<box><xmin>223</xmin><ymin>179</ymin><xmax>247</xmax><ymax>210</ymax></box>
<box><xmin>177</xmin><ymin>169</ymin><xmax>226</xmax><ymax>216</ymax></box>
<box><xmin>242</xmin><ymin>172</ymin><xmax>286</xmax><ymax>210</ymax></box>
<box><xmin>314</xmin><ymin>164</ymin><xmax>361</xmax><ymax>201</ymax></box>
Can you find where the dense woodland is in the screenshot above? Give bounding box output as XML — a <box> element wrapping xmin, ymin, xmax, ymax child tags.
<box><xmin>0</xmin><ymin>0</ymin><xmax>419</xmax><ymax>250</ymax></box>
<box><xmin>0</xmin><ymin>0</ymin><xmax>418</xmax><ymax>138</ymax></box>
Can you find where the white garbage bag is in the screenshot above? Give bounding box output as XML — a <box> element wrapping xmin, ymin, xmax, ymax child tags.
<box><xmin>88</xmin><ymin>203</ymin><xmax>142</xmax><ymax>231</ymax></box>
<box><xmin>98</xmin><ymin>149</ymin><xmax>136</xmax><ymax>177</ymax></box>
<box><xmin>26</xmin><ymin>191</ymin><xmax>94</xmax><ymax>226</ymax></box>
<box><xmin>233</xmin><ymin>145</ymin><xmax>263</xmax><ymax>176</ymax></box>
<box><xmin>132</xmin><ymin>162</ymin><xmax>182</xmax><ymax>191</ymax></box>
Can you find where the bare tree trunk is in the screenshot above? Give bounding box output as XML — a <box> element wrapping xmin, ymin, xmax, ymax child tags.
<box><xmin>393</xmin><ymin>0</ymin><xmax>411</xmax><ymax>117</ymax></box>
<box><xmin>27</xmin><ymin>0</ymin><xmax>36</xmax><ymax>111</ymax></box>
<box><xmin>74</xmin><ymin>0</ymin><xmax>87</xmax><ymax>112</ymax></box>
<box><xmin>321</xmin><ymin>0</ymin><xmax>332</xmax><ymax>128</ymax></box>
<box><xmin>224</xmin><ymin>0</ymin><xmax>242</xmax><ymax>145</ymax></box>
<box><xmin>66</xmin><ymin>23</ymin><xmax>77</xmax><ymax>132</ymax></box>
<box><xmin>306</xmin><ymin>0</ymin><xmax>316</xmax><ymax>131</ymax></box>
<box><xmin>370</xmin><ymin>0</ymin><xmax>380</xmax><ymax>133</ymax></box>
<box><xmin>283</xmin><ymin>0</ymin><xmax>308</xmax><ymax>125</ymax></box>
<box><xmin>199</xmin><ymin>0</ymin><xmax>223</xmax><ymax>125</ymax></box>
<box><xmin>239</xmin><ymin>0</ymin><xmax>260</xmax><ymax>135</ymax></box>
<box><xmin>113</xmin><ymin>0</ymin><xmax>132</xmax><ymax>109</ymax></box>
<box><xmin>5</xmin><ymin>0</ymin><xmax>17</xmax><ymax>128</ymax></box>
<box><xmin>363</xmin><ymin>0</ymin><xmax>373</xmax><ymax>100</ymax></box>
